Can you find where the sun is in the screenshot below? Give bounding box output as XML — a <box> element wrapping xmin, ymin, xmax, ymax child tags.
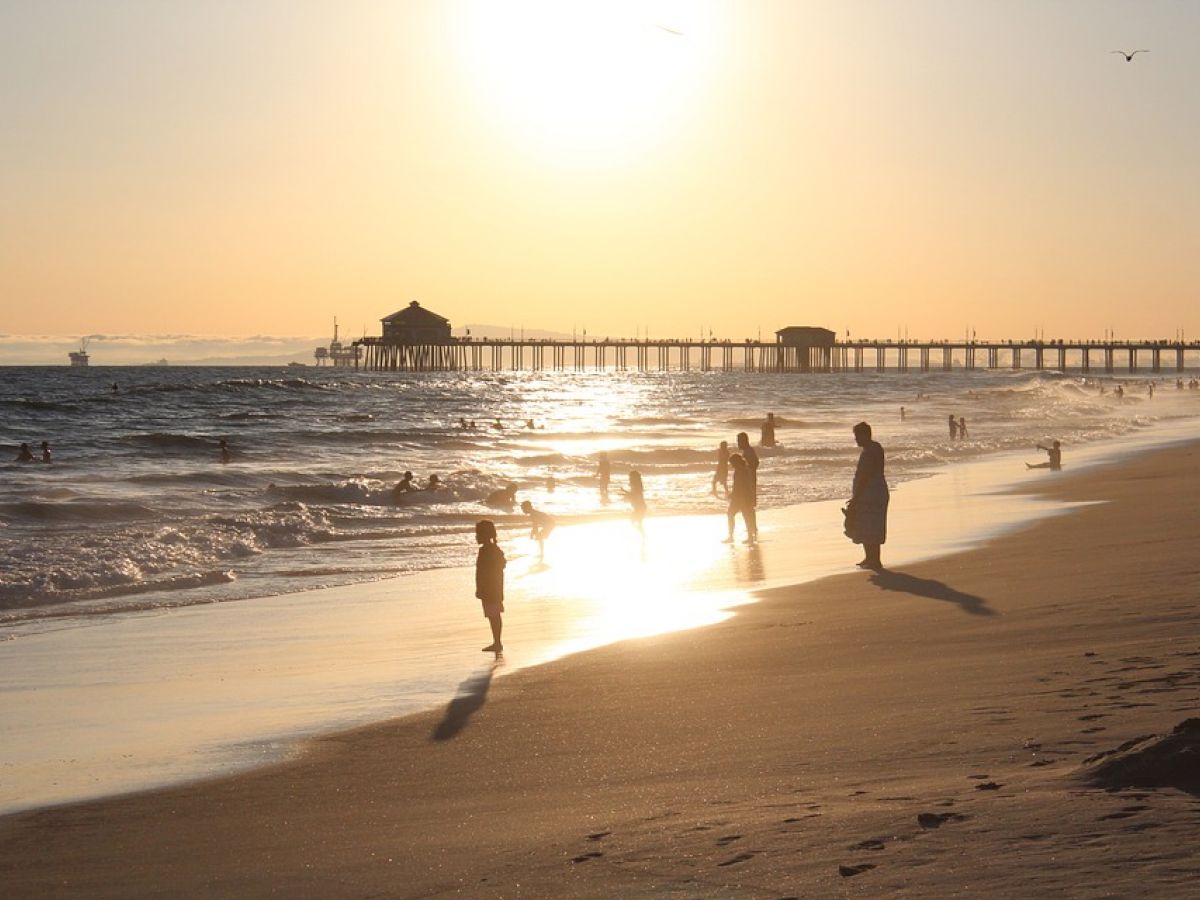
<box><xmin>452</xmin><ymin>0</ymin><xmax>721</xmax><ymax>166</ymax></box>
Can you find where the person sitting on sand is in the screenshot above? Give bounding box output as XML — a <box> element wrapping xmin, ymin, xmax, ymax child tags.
<box><xmin>15</xmin><ymin>442</ymin><xmax>34</xmax><ymax>463</ymax></box>
<box><xmin>845</xmin><ymin>421</ymin><xmax>889</xmax><ymax>571</ymax></box>
<box><xmin>724</xmin><ymin>453</ymin><xmax>757</xmax><ymax>544</ymax></box>
<box><xmin>626</xmin><ymin>470</ymin><xmax>647</xmax><ymax>533</ymax></box>
<box><xmin>520</xmin><ymin>500</ymin><xmax>556</xmax><ymax>561</ymax></box>
<box><xmin>474</xmin><ymin>519</ymin><xmax>506</xmax><ymax>654</ymax></box>
<box><xmin>1027</xmin><ymin>440</ymin><xmax>1062</xmax><ymax>471</ymax></box>
<box><xmin>40</xmin><ymin>441</ymin><xmax>52</xmax><ymax>463</ymax></box>
<box><xmin>712</xmin><ymin>440</ymin><xmax>729</xmax><ymax>497</ymax></box>
<box><xmin>485</xmin><ymin>483</ymin><xmax>518</xmax><ymax>510</ymax></box>
<box><xmin>219</xmin><ymin>438</ymin><xmax>232</xmax><ymax>464</ymax></box>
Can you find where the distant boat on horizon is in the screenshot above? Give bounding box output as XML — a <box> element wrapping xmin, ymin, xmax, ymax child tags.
<box><xmin>69</xmin><ymin>338</ymin><xmax>90</xmax><ymax>367</ymax></box>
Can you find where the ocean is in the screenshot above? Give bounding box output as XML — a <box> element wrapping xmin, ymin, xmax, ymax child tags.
<box><xmin>1</xmin><ymin>365</ymin><xmax>1192</xmax><ymax>627</ymax></box>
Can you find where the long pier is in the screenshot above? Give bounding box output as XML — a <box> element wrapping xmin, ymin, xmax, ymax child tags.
<box><xmin>353</xmin><ymin>337</ymin><xmax>1200</xmax><ymax>374</ymax></box>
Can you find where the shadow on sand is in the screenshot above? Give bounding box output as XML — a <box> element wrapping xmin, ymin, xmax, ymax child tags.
<box><xmin>869</xmin><ymin>569</ymin><xmax>996</xmax><ymax>617</ymax></box>
<box><xmin>432</xmin><ymin>662</ymin><xmax>501</xmax><ymax>741</ymax></box>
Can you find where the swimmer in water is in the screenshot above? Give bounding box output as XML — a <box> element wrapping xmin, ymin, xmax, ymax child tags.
<box><xmin>40</xmin><ymin>441</ymin><xmax>52</xmax><ymax>463</ymax></box>
<box><xmin>219</xmin><ymin>438</ymin><xmax>232</xmax><ymax>463</ymax></box>
<box><xmin>485</xmin><ymin>483</ymin><xmax>518</xmax><ymax>510</ymax></box>
<box><xmin>15</xmin><ymin>443</ymin><xmax>34</xmax><ymax>462</ymax></box>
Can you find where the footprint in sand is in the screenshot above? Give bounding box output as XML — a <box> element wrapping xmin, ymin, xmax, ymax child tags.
<box><xmin>571</xmin><ymin>851</ymin><xmax>603</xmax><ymax>863</ymax></box>
<box><xmin>717</xmin><ymin>852</ymin><xmax>755</xmax><ymax>867</ymax></box>
<box><xmin>715</xmin><ymin>834</ymin><xmax>742</xmax><ymax>846</ymax></box>
<box><xmin>586</xmin><ymin>831</ymin><xmax>611</xmax><ymax>841</ymax></box>
<box><xmin>850</xmin><ymin>839</ymin><xmax>886</xmax><ymax>851</ymax></box>
<box><xmin>917</xmin><ymin>812</ymin><xmax>967</xmax><ymax>829</ymax></box>
<box><xmin>839</xmin><ymin>863</ymin><xmax>876</xmax><ymax>877</ymax></box>
<box><xmin>974</xmin><ymin>782</ymin><xmax>1003</xmax><ymax>791</ymax></box>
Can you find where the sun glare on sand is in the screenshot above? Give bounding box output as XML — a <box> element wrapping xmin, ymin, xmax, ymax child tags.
<box><xmin>453</xmin><ymin>0</ymin><xmax>721</xmax><ymax>165</ymax></box>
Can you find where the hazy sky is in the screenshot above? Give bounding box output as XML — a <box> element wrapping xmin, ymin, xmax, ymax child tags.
<box><xmin>3</xmin><ymin>0</ymin><xmax>1197</xmax><ymax>345</ymax></box>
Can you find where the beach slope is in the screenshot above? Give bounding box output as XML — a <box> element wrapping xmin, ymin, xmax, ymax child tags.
<box><xmin>4</xmin><ymin>444</ymin><xmax>1200</xmax><ymax>897</ymax></box>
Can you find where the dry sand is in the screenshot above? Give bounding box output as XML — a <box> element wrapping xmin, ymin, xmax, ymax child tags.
<box><xmin>3</xmin><ymin>442</ymin><xmax>1200</xmax><ymax>897</ymax></box>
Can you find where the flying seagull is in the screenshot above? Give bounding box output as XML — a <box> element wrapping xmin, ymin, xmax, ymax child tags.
<box><xmin>655</xmin><ymin>24</ymin><xmax>685</xmax><ymax>37</ymax></box>
<box><xmin>1111</xmin><ymin>49</ymin><xmax>1149</xmax><ymax>62</ymax></box>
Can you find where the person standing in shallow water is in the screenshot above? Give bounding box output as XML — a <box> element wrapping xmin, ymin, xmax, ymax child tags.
<box><xmin>474</xmin><ymin>519</ymin><xmax>506</xmax><ymax>653</ymax></box>
<box><xmin>597</xmin><ymin>452</ymin><xmax>611</xmax><ymax>501</ymax></box>
<box><xmin>846</xmin><ymin>421</ymin><xmax>889</xmax><ymax>571</ymax></box>
<box><xmin>15</xmin><ymin>443</ymin><xmax>34</xmax><ymax>462</ymax></box>
<box><xmin>627</xmin><ymin>470</ymin><xmax>647</xmax><ymax>533</ymax></box>
<box><xmin>724</xmin><ymin>453</ymin><xmax>757</xmax><ymax>544</ymax></box>
<box><xmin>712</xmin><ymin>440</ymin><xmax>729</xmax><ymax>496</ymax></box>
<box><xmin>736</xmin><ymin>431</ymin><xmax>760</xmax><ymax>518</ymax></box>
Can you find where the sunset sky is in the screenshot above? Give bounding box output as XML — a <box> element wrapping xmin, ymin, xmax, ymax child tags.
<box><xmin>3</xmin><ymin>0</ymin><xmax>1197</xmax><ymax>355</ymax></box>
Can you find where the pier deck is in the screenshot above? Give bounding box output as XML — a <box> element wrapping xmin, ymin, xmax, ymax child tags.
<box><xmin>353</xmin><ymin>337</ymin><xmax>1199</xmax><ymax>374</ymax></box>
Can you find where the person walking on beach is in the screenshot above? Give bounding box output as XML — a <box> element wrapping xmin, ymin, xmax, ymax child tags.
<box><xmin>40</xmin><ymin>441</ymin><xmax>52</xmax><ymax>463</ymax></box>
<box><xmin>474</xmin><ymin>519</ymin><xmax>506</xmax><ymax>653</ymax></box>
<box><xmin>724</xmin><ymin>453</ymin><xmax>758</xmax><ymax>544</ymax></box>
<box><xmin>15</xmin><ymin>443</ymin><xmax>34</xmax><ymax>462</ymax></box>
<box><xmin>627</xmin><ymin>470</ymin><xmax>647</xmax><ymax>533</ymax></box>
<box><xmin>520</xmin><ymin>500</ymin><xmax>555</xmax><ymax>561</ymax></box>
<box><xmin>597</xmin><ymin>452</ymin><xmax>611</xmax><ymax>501</ymax></box>
<box><xmin>1027</xmin><ymin>440</ymin><xmax>1062</xmax><ymax>471</ymax></box>
<box><xmin>712</xmin><ymin>440</ymin><xmax>730</xmax><ymax>496</ymax></box>
<box><xmin>736</xmin><ymin>432</ymin><xmax>759</xmax><ymax>504</ymax></box>
<box><xmin>845</xmin><ymin>421</ymin><xmax>889</xmax><ymax>571</ymax></box>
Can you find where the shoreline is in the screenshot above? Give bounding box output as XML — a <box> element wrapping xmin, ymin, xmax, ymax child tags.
<box><xmin>3</xmin><ymin>435</ymin><xmax>1200</xmax><ymax>893</ymax></box>
<box><xmin>2</xmin><ymin>418</ymin><xmax>1199</xmax><ymax>817</ymax></box>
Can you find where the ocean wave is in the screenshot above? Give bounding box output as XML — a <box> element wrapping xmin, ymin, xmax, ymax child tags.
<box><xmin>0</xmin><ymin>499</ymin><xmax>160</xmax><ymax>524</ymax></box>
<box><xmin>118</xmin><ymin>432</ymin><xmax>220</xmax><ymax>451</ymax></box>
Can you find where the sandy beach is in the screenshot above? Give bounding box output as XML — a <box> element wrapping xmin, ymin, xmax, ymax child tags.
<box><xmin>4</xmin><ymin>440</ymin><xmax>1200</xmax><ymax>897</ymax></box>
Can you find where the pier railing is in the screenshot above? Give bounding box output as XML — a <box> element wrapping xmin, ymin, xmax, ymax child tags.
<box><xmin>352</xmin><ymin>337</ymin><xmax>1200</xmax><ymax>374</ymax></box>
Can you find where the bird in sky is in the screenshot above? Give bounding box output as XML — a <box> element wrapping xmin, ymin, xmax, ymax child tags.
<box><xmin>655</xmin><ymin>24</ymin><xmax>685</xmax><ymax>37</ymax></box>
<box><xmin>1111</xmin><ymin>49</ymin><xmax>1149</xmax><ymax>62</ymax></box>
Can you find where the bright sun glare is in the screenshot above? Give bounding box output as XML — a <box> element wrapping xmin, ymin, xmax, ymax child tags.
<box><xmin>453</xmin><ymin>0</ymin><xmax>720</xmax><ymax>164</ymax></box>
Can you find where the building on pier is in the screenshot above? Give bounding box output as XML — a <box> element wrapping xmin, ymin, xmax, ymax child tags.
<box><xmin>776</xmin><ymin>326</ymin><xmax>836</xmax><ymax>372</ymax></box>
<box><xmin>382</xmin><ymin>301</ymin><xmax>452</xmax><ymax>344</ymax></box>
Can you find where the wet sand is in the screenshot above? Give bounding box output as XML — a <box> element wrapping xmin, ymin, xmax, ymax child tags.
<box><xmin>4</xmin><ymin>441</ymin><xmax>1200</xmax><ymax>896</ymax></box>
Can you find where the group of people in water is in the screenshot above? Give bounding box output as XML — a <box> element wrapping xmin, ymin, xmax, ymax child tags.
<box><xmin>14</xmin><ymin>441</ymin><xmax>52</xmax><ymax>463</ymax></box>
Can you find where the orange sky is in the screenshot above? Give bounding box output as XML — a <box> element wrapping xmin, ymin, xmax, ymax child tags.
<box><xmin>2</xmin><ymin>1</ymin><xmax>1196</xmax><ymax>344</ymax></box>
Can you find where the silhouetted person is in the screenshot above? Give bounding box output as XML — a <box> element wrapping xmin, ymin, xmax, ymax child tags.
<box><xmin>846</xmin><ymin>421</ymin><xmax>889</xmax><ymax>571</ymax></box>
<box><xmin>900</xmin><ymin>406</ymin><xmax>907</xmax><ymax>421</ymax></box>
<box><xmin>219</xmin><ymin>439</ymin><xmax>231</xmax><ymax>464</ymax></box>
<box><xmin>459</xmin><ymin>418</ymin><xmax>468</xmax><ymax>429</ymax></box>
<box><xmin>761</xmin><ymin>412</ymin><xmax>777</xmax><ymax>448</ymax></box>
<box><xmin>627</xmin><ymin>470</ymin><xmax>647</xmax><ymax>533</ymax></box>
<box><xmin>546</xmin><ymin>475</ymin><xmax>556</xmax><ymax>493</ymax></box>
<box><xmin>111</xmin><ymin>382</ymin><xmax>119</xmax><ymax>395</ymax></box>
<box><xmin>426</xmin><ymin>474</ymin><xmax>441</xmax><ymax>490</ymax></box>
<box><xmin>724</xmin><ymin>453</ymin><xmax>757</xmax><ymax>544</ymax></box>
<box><xmin>736</xmin><ymin>432</ymin><xmax>759</xmax><ymax>504</ymax></box>
<box><xmin>15</xmin><ymin>443</ymin><xmax>34</xmax><ymax>463</ymax></box>
<box><xmin>948</xmin><ymin>414</ymin><xmax>958</xmax><ymax>440</ymax></box>
<box><xmin>474</xmin><ymin>519</ymin><xmax>506</xmax><ymax>653</ymax></box>
<box><xmin>712</xmin><ymin>440</ymin><xmax>730</xmax><ymax>496</ymax></box>
<box><xmin>520</xmin><ymin>500</ymin><xmax>555</xmax><ymax>561</ymax></box>
<box><xmin>958</xmin><ymin>416</ymin><xmax>968</xmax><ymax>439</ymax></box>
<box><xmin>597</xmin><ymin>452</ymin><xmax>611</xmax><ymax>501</ymax></box>
<box><xmin>1027</xmin><ymin>440</ymin><xmax>1062</xmax><ymax>471</ymax></box>
<box><xmin>392</xmin><ymin>471</ymin><xmax>416</xmax><ymax>501</ymax></box>
<box><xmin>40</xmin><ymin>441</ymin><xmax>52</xmax><ymax>463</ymax></box>
<box><xmin>485</xmin><ymin>483</ymin><xmax>518</xmax><ymax>510</ymax></box>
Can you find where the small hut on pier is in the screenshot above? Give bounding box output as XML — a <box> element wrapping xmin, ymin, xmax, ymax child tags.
<box><xmin>776</xmin><ymin>326</ymin><xmax>836</xmax><ymax>372</ymax></box>
<box><xmin>381</xmin><ymin>301</ymin><xmax>453</xmax><ymax>344</ymax></box>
